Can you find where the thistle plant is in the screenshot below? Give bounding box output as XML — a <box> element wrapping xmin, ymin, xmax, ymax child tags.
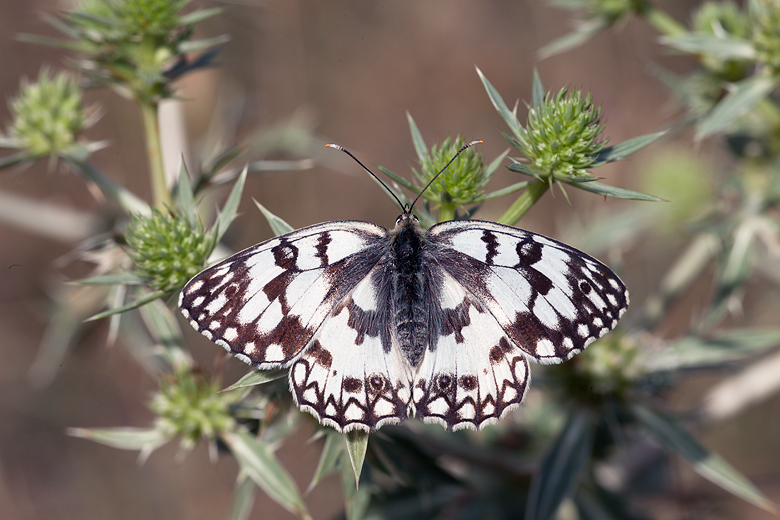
<box><xmin>21</xmin><ymin>0</ymin><xmax>226</xmax><ymax>209</ymax></box>
<box><xmin>125</xmin><ymin>208</ymin><xmax>214</xmax><ymax>294</ymax></box>
<box><xmin>5</xmin><ymin>71</ymin><xmax>90</xmax><ymax>160</ymax></box>
<box><xmin>57</xmin><ymin>0</ymin><xmax>224</xmax><ymax>103</ymax></box>
<box><xmin>751</xmin><ymin>0</ymin><xmax>780</xmax><ymax>75</ymax></box>
<box><xmin>478</xmin><ymin>67</ymin><xmax>664</xmax><ymax>226</ymax></box>
<box><xmin>150</xmin><ymin>366</ymin><xmax>237</xmax><ymax>455</ymax></box>
<box><xmin>3</xmin><ymin>1</ymin><xmax>780</xmax><ymax>519</ymax></box>
<box><xmin>412</xmin><ymin>136</ymin><xmax>486</xmax><ymax>220</ymax></box>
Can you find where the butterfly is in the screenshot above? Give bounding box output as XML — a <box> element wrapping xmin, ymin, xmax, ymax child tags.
<box><xmin>179</xmin><ymin>141</ymin><xmax>629</xmax><ymax>433</ymax></box>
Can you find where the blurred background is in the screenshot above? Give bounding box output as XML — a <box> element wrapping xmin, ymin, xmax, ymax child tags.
<box><xmin>1</xmin><ymin>0</ymin><xmax>779</xmax><ymax>519</ymax></box>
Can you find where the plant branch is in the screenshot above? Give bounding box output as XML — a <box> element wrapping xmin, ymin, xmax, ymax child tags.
<box><xmin>497</xmin><ymin>179</ymin><xmax>548</xmax><ymax>226</ymax></box>
<box><xmin>140</xmin><ymin>100</ymin><xmax>170</xmax><ymax>209</ymax></box>
<box><xmin>637</xmin><ymin>1</ymin><xmax>687</xmax><ymax>37</ymax></box>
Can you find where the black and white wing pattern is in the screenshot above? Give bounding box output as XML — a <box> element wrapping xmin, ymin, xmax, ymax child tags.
<box><xmin>179</xmin><ymin>215</ymin><xmax>629</xmax><ymax>433</ymax></box>
<box><xmin>410</xmin><ymin>220</ymin><xmax>628</xmax><ymax>430</ymax></box>
<box><xmin>428</xmin><ymin>220</ymin><xmax>628</xmax><ymax>364</ymax></box>
<box><xmin>179</xmin><ymin>220</ymin><xmax>413</xmax><ymax>431</ymax></box>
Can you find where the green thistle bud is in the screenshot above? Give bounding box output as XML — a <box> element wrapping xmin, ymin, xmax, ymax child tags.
<box><xmin>585</xmin><ymin>0</ymin><xmax>637</xmax><ymax>24</ymax></box>
<box><xmin>549</xmin><ymin>334</ymin><xmax>640</xmax><ymax>403</ymax></box>
<box><xmin>413</xmin><ymin>137</ymin><xmax>486</xmax><ymax>211</ymax></box>
<box><xmin>751</xmin><ymin>0</ymin><xmax>780</xmax><ymax>75</ymax></box>
<box><xmin>7</xmin><ymin>71</ymin><xmax>88</xmax><ymax>159</ymax></box>
<box><xmin>52</xmin><ymin>0</ymin><xmax>223</xmax><ymax>102</ymax></box>
<box><xmin>693</xmin><ymin>1</ymin><xmax>750</xmax><ymax>38</ymax></box>
<box><xmin>126</xmin><ymin>208</ymin><xmax>213</xmax><ymax>293</ymax></box>
<box><xmin>576</xmin><ymin>334</ymin><xmax>641</xmax><ymax>395</ymax></box>
<box><xmin>516</xmin><ymin>88</ymin><xmax>606</xmax><ymax>182</ymax></box>
<box><xmin>112</xmin><ymin>0</ymin><xmax>188</xmax><ymax>38</ymax></box>
<box><xmin>150</xmin><ymin>368</ymin><xmax>236</xmax><ymax>452</ymax></box>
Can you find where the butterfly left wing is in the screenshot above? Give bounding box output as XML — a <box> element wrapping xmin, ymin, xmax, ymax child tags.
<box><xmin>179</xmin><ymin>221</ymin><xmax>387</xmax><ymax>368</ymax></box>
<box><xmin>427</xmin><ymin>220</ymin><xmax>629</xmax><ymax>365</ymax></box>
<box><xmin>290</xmin><ymin>262</ymin><xmax>414</xmax><ymax>432</ymax></box>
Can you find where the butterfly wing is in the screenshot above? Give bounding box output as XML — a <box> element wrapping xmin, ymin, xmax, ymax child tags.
<box><xmin>412</xmin><ymin>267</ymin><xmax>530</xmax><ymax>430</ymax></box>
<box><xmin>179</xmin><ymin>221</ymin><xmax>388</xmax><ymax>368</ymax></box>
<box><xmin>427</xmin><ymin>220</ymin><xmax>629</xmax><ymax>364</ymax></box>
<box><xmin>290</xmin><ymin>262</ymin><xmax>413</xmax><ymax>432</ymax></box>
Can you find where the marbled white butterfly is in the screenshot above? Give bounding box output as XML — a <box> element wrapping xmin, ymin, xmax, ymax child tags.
<box><xmin>179</xmin><ymin>141</ymin><xmax>629</xmax><ymax>433</ymax></box>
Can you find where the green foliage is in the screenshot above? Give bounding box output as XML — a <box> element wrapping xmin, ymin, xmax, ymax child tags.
<box><xmin>751</xmin><ymin>0</ymin><xmax>780</xmax><ymax>74</ymax></box>
<box><xmin>125</xmin><ymin>208</ymin><xmax>214</xmax><ymax>294</ymax></box>
<box><xmin>5</xmin><ymin>70</ymin><xmax>90</xmax><ymax>160</ymax></box>
<box><xmin>515</xmin><ymin>88</ymin><xmax>606</xmax><ymax>183</ymax></box>
<box><xmin>150</xmin><ymin>366</ymin><xmax>237</xmax><ymax>452</ymax></box>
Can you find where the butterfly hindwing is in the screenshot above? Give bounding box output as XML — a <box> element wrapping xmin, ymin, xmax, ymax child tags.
<box><xmin>291</xmin><ymin>264</ymin><xmax>413</xmax><ymax>431</ymax></box>
<box><xmin>179</xmin><ymin>221</ymin><xmax>387</xmax><ymax>368</ymax></box>
<box><xmin>412</xmin><ymin>268</ymin><xmax>530</xmax><ymax>430</ymax></box>
<box><xmin>427</xmin><ymin>220</ymin><xmax>629</xmax><ymax>364</ymax></box>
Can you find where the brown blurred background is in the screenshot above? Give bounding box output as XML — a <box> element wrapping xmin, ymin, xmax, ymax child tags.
<box><xmin>1</xmin><ymin>0</ymin><xmax>778</xmax><ymax>519</ymax></box>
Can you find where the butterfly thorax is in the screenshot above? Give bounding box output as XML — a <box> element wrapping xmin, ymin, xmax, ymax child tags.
<box><xmin>389</xmin><ymin>213</ymin><xmax>429</xmax><ymax>367</ymax></box>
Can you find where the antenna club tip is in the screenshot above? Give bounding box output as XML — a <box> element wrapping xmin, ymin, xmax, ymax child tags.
<box><xmin>325</xmin><ymin>143</ymin><xmax>343</xmax><ymax>150</ymax></box>
<box><xmin>469</xmin><ymin>140</ymin><xmax>484</xmax><ymax>146</ymax></box>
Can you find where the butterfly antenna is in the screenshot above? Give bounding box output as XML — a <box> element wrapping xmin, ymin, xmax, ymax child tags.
<box><xmin>325</xmin><ymin>143</ymin><xmax>406</xmax><ymax>210</ymax></box>
<box><xmin>409</xmin><ymin>139</ymin><xmax>483</xmax><ymax>210</ymax></box>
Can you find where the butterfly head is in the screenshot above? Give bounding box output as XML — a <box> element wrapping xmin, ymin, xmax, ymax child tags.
<box><xmin>395</xmin><ymin>205</ymin><xmax>419</xmax><ymax>228</ymax></box>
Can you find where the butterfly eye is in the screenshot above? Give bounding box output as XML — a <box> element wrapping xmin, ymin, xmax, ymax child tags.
<box><xmin>395</xmin><ymin>215</ymin><xmax>403</xmax><ymax>226</ymax></box>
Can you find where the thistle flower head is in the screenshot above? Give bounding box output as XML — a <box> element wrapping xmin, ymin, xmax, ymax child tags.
<box><xmin>150</xmin><ymin>367</ymin><xmax>236</xmax><ymax>452</ymax></box>
<box><xmin>44</xmin><ymin>0</ymin><xmax>224</xmax><ymax>102</ymax></box>
<box><xmin>693</xmin><ymin>1</ymin><xmax>750</xmax><ymax>38</ymax></box>
<box><xmin>76</xmin><ymin>0</ymin><xmax>190</xmax><ymax>40</ymax></box>
<box><xmin>125</xmin><ymin>208</ymin><xmax>213</xmax><ymax>293</ymax></box>
<box><xmin>751</xmin><ymin>0</ymin><xmax>780</xmax><ymax>74</ymax></box>
<box><xmin>516</xmin><ymin>88</ymin><xmax>606</xmax><ymax>182</ymax></box>
<box><xmin>585</xmin><ymin>0</ymin><xmax>638</xmax><ymax>24</ymax></box>
<box><xmin>549</xmin><ymin>334</ymin><xmax>641</xmax><ymax>403</ymax></box>
<box><xmin>7</xmin><ymin>71</ymin><xmax>89</xmax><ymax>159</ymax></box>
<box><xmin>414</xmin><ymin>137</ymin><xmax>486</xmax><ymax>210</ymax></box>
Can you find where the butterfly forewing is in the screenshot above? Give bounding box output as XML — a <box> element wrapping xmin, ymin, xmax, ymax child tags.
<box><xmin>427</xmin><ymin>220</ymin><xmax>629</xmax><ymax>364</ymax></box>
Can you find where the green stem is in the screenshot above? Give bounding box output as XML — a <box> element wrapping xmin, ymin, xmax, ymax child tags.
<box><xmin>67</xmin><ymin>159</ymin><xmax>151</xmax><ymax>215</ymax></box>
<box><xmin>497</xmin><ymin>179</ymin><xmax>548</xmax><ymax>226</ymax></box>
<box><xmin>437</xmin><ymin>204</ymin><xmax>456</xmax><ymax>223</ymax></box>
<box><xmin>140</xmin><ymin>100</ymin><xmax>170</xmax><ymax>209</ymax></box>
<box><xmin>637</xmin><ymin>1</ymin><xmax>687</xmax><ymax>37</ymax></box>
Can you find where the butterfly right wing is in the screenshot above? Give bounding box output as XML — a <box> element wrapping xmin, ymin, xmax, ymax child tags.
<box><xmin>412</xmin><ymin>267</ymin><xmax>529</xmax><ymax>431</ymax></box>
<box><xmin>179</xmin><ymin>221</ymin><xmax>387</xmax><ymax>369</ymax></box>
<box><xmin>428</xmin><ymin>220</ymin><xmax>629</xmax><ymax>364</ymax></box>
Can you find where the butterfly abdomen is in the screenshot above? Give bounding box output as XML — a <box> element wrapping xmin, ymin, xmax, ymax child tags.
<box><xmin>391</xmin><ymin>216</ymin><xmax>429</xmax><ymax>367</ymax></box>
